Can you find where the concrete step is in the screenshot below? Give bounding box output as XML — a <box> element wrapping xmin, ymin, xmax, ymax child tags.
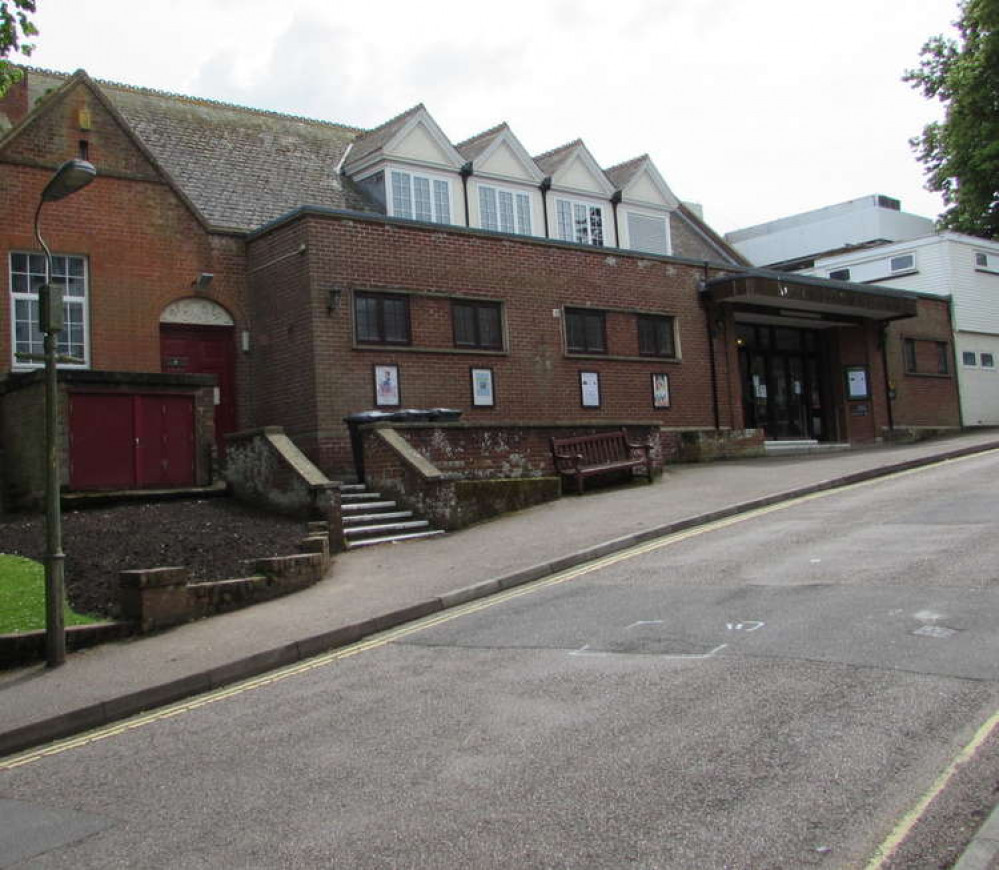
<box><xmin>344</xmin><ymin>520</ymin><xmax>431</xmax><ymax>538</ymax></box>
<box><xmin>341</xmin><ymin>491</ymin><xmax>383</xmax><ymax>501</ymax></box>
<box><xmin>340</xmin><ymin>483</ymin><xmax>366</xmax><ymax>492</ymax></box>
<box><xmin>341</xmin><ymin>500</ymin><xmax>398</xmax><ymax>512</ymax></box>
<box><xmin>345</xmin><ymin>529</ymin><xmax>446</xmax><ymax>549</ymax></box>
<box><xmin>343</xmin><ymin>510</ymin><xmax>414</xmax><ymax>525</ymax></box>
<box><xmin>765</xmin><ymin>440</ymin><xmax>851</xmax><ymax>456</ymax></box>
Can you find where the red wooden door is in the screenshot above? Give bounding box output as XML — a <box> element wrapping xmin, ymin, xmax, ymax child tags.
<box><xmin>160</xmin><ymin>324</ymin><xmax>237</xmax><ymax>454</ymax></box>
<box><xmin>69</xmin><ymin>394</ymin><xmax>136</xmax><ymax>490</ymax></box>
<box><xmin>136</xmin><ymin>395</ymin><xmax>195</xmax><ymax>487</ymax></box>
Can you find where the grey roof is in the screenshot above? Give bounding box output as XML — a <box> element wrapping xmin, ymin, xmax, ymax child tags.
<box><xmin>533</xmin><ymin>139</ymin><xmax>583</xmax><ymax>176</ymax></box>
<box><xmin>455</xmin><ymin>122</ymin><xmax>508</xmax><ymax>162</ymax></box>
<box><xmin>345</xmin><ymin>103</ymin><xmax>425</xmax><ymax>169</ymax></box>
<box><xmin>12</xmin><ymin>69</ymin><xmax>378</xmax><ymax>231</ymax></box>
<box><xmin>604</xmin><ymin>155</ymin><xmax>648</xmax><ymax>191</ymax></box>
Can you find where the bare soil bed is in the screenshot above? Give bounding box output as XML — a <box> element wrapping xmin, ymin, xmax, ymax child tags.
<box><xmin>0</xmin><ymin>498</ymin><xmax>306</xmax><ymax>620</ymax></box>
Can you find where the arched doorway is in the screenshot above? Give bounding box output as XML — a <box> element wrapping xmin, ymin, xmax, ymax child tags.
<box><xmin>160</xmin><ymin>298</ymin><xmax>237</xmax><ymax>455</ymax></box>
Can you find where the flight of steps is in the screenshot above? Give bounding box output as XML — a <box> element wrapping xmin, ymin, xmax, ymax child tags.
<box><xmin>340</xmin><ymin>483</ymin><xmax>445</xmax><ymax>549</ymax></box>
<box><xmin>764</xmin><ymin>439</ymin><xmax>851</xmax><ymax>457</ymax></box>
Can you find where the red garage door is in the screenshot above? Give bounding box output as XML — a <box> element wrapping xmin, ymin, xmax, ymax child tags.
<box><xmin>69</xmin><ymin>393</ymin><xmax>196</xmax><ymax>490</ymax></box>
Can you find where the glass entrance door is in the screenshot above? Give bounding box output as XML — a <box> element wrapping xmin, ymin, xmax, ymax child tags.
<box><xmin>736</xmin><ymin>324</ymin><xmax>825</xmax><ymax>440</ymax></box>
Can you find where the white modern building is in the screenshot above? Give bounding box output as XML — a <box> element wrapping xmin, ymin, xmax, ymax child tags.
<box><xmin>801</xmin><ymin>233</ymin><xmax>999</xmax><ymax>426</ymax></box>
<box><xmin>726</xmin><ymin>195</ymin><xmax>935</xmax><ymax>270</ymax></box>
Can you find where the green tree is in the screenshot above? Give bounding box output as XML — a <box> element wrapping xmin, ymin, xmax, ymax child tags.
<box><xmin>905</xmin><ymin>0</ymin><xmax>999</xmax><ymax>239</ymax></box>
<box><xmin>0</xmin><ymin>0</ymin><xmax>37</xmax><ymax>97</ymax></box>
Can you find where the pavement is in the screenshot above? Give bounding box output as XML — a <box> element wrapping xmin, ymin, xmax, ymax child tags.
<box><xmin>2</xmin><ymin>428</ymin><xmax>999</xmax><ymax>866</ymax></box>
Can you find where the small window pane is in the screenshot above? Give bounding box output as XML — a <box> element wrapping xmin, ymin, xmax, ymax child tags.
<box><xmin>477</xmin><ymin>306</ymin><xmax>501</xmax><ymax>349</ymax></box>
<box><xmin>963</xmin><ymin>351</ymin><xmax>978</xmax><ymax>366</ymax></box>
<box><xmin>976</xmin><ymin>252</ymin><xmax>988</xmax><ymax>267</ymax></box>
<box><xmin>557</xmin><ymin>201</ymin><xmax>573</xmax><ymax>241</ymax></box>
<box><xmin>891</xmin><ymin>254</ymin><xmax>914</xmax><ymax>272</ymax></box>
<box><xmin>829</xmin><ymin>268</ymin><xmax>851</xmax><ymax>281</ymax></box>
<box><xmin>479</xmin><ymin>187</ymin><xmax>498</xmax><ymax>231</ymax></box>
<box><xmin>355</xmin><ymin>296</ymin><xmax>379</xmax><ymax>342</ymax></box>
<box><xmin>589</xmin><ymin>207</ymin><xmax>604</xmax><ymax>246</ymax></box>
<box><xmin>497</xmin><ymin>190</ymin><xmax>515</xmax><ymax>234</ymax></box>
<box><xmin>413</xmin><ymin>176</ymin><xmax>433</xmax><ymax>222</ymax></box>
<box><xmin>516</xmin><ymin>194</ymin><xmax>531</xmax><ymax>235</ymax></box>
<box><xmin>383</xmin><ymin>297</ymin><xmax>409</xmax><ymax>342</ymax></box>
<box><xmin>391</xmin><ymin>171</ymin><xmax>412</xmax><ymax>219</ymax></box>
<box><xmin>454</xmin><ymin>304</ymin><xmax>477</xmax><ymax>346</ymax></box>
<box><xmin>433</xmin><ymin>179</ymin><xmax>450</xmax><ymax>224</ymax></box>
<box><xmin>573</xmin><ymin>203</ymin><xmax>589</xmax><ymax>244</ymax></box>
<box><xmin>982</xmin><ymin>353</ymin><xmax>995</xmax><ymax>368</ymax></box>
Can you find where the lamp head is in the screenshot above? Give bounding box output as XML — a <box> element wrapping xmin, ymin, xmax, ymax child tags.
<box><xmin>41</xmin><ymin>159</ymin><xmax>97</xmax><ymax>203</ymax></box>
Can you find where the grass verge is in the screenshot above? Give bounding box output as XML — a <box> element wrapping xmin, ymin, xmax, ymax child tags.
<box><xmin>0</xmin><ymin>554</ymin><xmax>104</xmax><ymax>634</ymax></box>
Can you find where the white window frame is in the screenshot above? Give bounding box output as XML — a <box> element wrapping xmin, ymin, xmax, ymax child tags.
<box><xmin>477</xmin><ymin>184</ymin><xmax>532</xmax><ymax>236</ymax></box>
<box><xmin>623</xmin><ymin>208</ymin><xmax>671</xmax><ymax>256</ymax></box>
<box><xmin>388</xmin><ymin>168</ymin><xmax>452</xmax><ymax>225</ymax></box>
<box><xmin>554</xmin><ymin>197</ymin><xmax>607</xmax><ymax>247</ymax></box>
<box><xmin>962</xmin><ymin>350</ymin><xmax>978</xmax><ymax>367</ymax></box>
<box><xmin>9</xmin><ymin>251</ymin><xmax>90</xmax><ymax>369</ymax></box>
<box><xmin>889</xmin><ymin>253</ymin><xmax>916</xmax><ymax>274</ymax></box>
<box><xmin>974</xmin><ymin>251</ymin><xmax>999</xmax><ymax>274</ymax></box>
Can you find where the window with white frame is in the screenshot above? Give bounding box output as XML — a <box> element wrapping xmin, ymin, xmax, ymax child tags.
<box><xmin>890</xmin><ymin>253</ymin><xmax>915</xmax><ymax>274</ymax></box>
<box><xmin>10</xmin><ymin>252</ymin><xmax>88</xmax><ymax>367</ymax></box>
<box><xmin>478</xmin><ymin>185</ymin><xmax>532</xmax><ymax>235</ymax></box>
<box><xmin>626</xmin><ymin>212</ymin><xmax>669</xmax><ymax>255</ymax></box>
<box><xmin>555</xmin><ymin>198</ymin><xmax>605</xmax><ymax>246</ymax></box>
<box><xmin>390</xmin><ymin>170</ymin><xmax>451</xmax><ymax>224</ymax></box>
<box><xmin>975</xmin><ymin>251</ymin><xmax>999</xmax><ymax>273</ymax></box>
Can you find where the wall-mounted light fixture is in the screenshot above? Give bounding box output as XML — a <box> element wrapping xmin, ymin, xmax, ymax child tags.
<box><xmin>327</xmin><ymin>285</ymin><xmax>345</xmax><ymax>313</ymax></box>
<box><xmin>193</xmin><ymin>272</ymin><xmax>214</xmax><ymax>292</ymax></box>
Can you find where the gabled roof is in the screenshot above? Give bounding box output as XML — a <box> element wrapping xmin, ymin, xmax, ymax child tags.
<box><xmin>344</xmin><ymin>103</ymin><xmax>426</xmax><ymax>167</ymax></box>
<box><xmin>676</xmin><ymin>204</ymin><xmax>751</xmax><ymax>266</ymax></box>
<box><xmin>343</xmin><ymin>103</ymin><xmax>465</xmax><ymax>175</ymax></box>
<box><xmin>456</xmin><ymin>122</ymin><xmax>544</xmax><ymax>183</ymax></box>
<box><xmin>2</xmin><ymin>67</ymin><xmax>375</xmax><ymax>232</ymax></box>
<box><xmin>605</xmin><ymin>154</ymin><xmax>680</xmax><ymax>209</ymax></box>
<box><xmin>533</xmin><ymin>138</ymin><xmax>583</xmax><ymax>177</ymax></box>
<box><xmin>533</xmin><ymin>139</ymin><xmax>615</xmax><ymax>197</ymax></box>
<box><xmin>455</xmin><ymin>122</ymin><xmax>508</xmax><ymax>162</ymax></box>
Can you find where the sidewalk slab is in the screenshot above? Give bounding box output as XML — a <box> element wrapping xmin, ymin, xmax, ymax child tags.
<box><xmin>1</xmin><ymin>430</ymin><xmax>997</xmax><ymax>761</ymax></box>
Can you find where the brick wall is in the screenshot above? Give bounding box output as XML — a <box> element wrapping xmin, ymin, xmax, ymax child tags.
<box><xmin>1</xmin><ymin>79</ymin><xmax>252</xmax><ymax>431</ymax></box>
<box><xmin>887</xmin><ymin>297</ymin><xmax>962</xmax><ymax>429</ymax></box>
<box><xmin>249</xmin><ymin>212</ymin><xmax>736</xmax><ymax>476</ymax></box>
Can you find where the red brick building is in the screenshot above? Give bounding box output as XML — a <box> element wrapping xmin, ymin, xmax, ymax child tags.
<box><xmin>0</xmin><ymin>68</ymin><xmax>960</xmax><ymax>503</ymax></box>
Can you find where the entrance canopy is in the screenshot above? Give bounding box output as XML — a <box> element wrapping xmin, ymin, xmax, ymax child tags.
<box><xmin>702</xmin><ymin>269</ymin><xmax>918</xmax><ymax>326</ymax></box>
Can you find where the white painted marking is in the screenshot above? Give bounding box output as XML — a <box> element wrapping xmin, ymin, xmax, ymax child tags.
<box><xmin>726</xmin><ymin>621</ymin><xmax>765</xmax><ymax>632</ymax></box>
<box><xmin>914</xmin><ymin>610</ymin><xmax>945</xmax><ymax>623</ymax></box>
<box><xmin>626</xmin><ymin>620</ymin><xmax>664</xmax><ymax>630</ymax></box>
<box><xmin>913</xmin><ymin>625</ymin><xmax>957</xmax><ymax>639</ymax></box>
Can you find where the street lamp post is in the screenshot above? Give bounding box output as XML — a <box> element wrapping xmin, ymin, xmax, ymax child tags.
<box><xmin>33</xmin><ymin>158</ymin><xmax>96</xmax><ymax>668</ymax></box>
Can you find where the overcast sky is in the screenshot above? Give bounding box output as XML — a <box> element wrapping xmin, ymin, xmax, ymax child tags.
<box><xmin>28</xmin><ymin>0</ymin><xmax>959</xmax><ymax>234</ymax></box>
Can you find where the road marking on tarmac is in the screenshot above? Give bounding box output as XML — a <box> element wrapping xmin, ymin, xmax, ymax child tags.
<box><xmin>2</xmin><ymin>448</ymin><xmax>996</xmax><ymax>774</ymax></box>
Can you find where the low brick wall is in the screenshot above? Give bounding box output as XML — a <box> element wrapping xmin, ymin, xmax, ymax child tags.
<box><xmin>360</xmin><ymin>422</ymin><xmax>665</xmax><ymax>530</ymax></box>
<box><xmin>676</xmin><ymin>428</ymin><xmax>766</xmax><ymax>462</ymax></box>
<box><xmin>118</xmin><ymin>532</ymin><xmax>332</xmax><ymax>633</ymax></box>
<box><xmin>225</xmin><ymin>426</ymin><xmax>340</xmax><ymax>520</ymax></box>
<box><xmin>363</xmin><ymin>421</ymin><xmax>666</xmax><ymax>481</ymax></box>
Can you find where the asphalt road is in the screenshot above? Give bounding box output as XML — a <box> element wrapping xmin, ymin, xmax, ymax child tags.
<box><xmin>2</xmin><ymin>452</ymin><xmax>998</xmax><ymax>869</ymax></box>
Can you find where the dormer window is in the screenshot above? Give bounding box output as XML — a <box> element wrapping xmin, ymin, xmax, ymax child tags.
<box><xmin>479</xmin><ymin>185</ymin><xmax>532</xmax><ymax>235</ymax></box>
<box><xmin>555</xmin><ymin>198</ymin><xmax>605</xmax><ymax>246</ymax></box>
<box><xmin>390</xmin><ymin>170</ymin><xmax>451</xmax><ymax>224</ymax></box>
<box><xmin>626</xmin><ymin>212</ymin><xmax>669</xmax><ymax>255</ymax></box>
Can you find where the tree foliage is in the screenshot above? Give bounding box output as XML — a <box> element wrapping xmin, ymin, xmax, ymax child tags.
<box><xmin>905</xmin><ymin>0</ymin><xmax>999</xmax><ymax>238</ymax></box>
<box><xmin>0</xmin><ymin>0</ymin><xmax>37</xmax><ymax>97</ymax></box>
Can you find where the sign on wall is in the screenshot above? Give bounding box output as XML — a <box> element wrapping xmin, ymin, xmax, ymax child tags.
<box><xmin>374</xmin><ymin>364</ymin><xmax>400</xmax><ymax>406</ymax></box>
<box><xmin>580</xmin><ymin>371</ymin><xmax>601</xmax><ymax>408</ymax></box>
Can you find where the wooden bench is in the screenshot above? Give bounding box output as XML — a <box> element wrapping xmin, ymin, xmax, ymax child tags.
<box><xmin>550</xmin><ymin>429</ymin><xmax>655</xmax><ymax>495</ymax></box>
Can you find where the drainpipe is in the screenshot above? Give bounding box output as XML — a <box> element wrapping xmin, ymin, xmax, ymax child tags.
<box><xmin>879</xmin><ymin>322</ymin><xmax>895</xmax><ymax>436</ymax></box>
<box><xmin>460</xmin><ymin>162</ymin><xmax>473</xmax><ymax>228</ymax></box>
<box><xmin>611</xmin><ymin>190</ymin><xmax>622</xmax><ymax>248</ymax></box>
<box><xmin>540</xmin><ymin>176</ymin><xmax>552</xmax><ymax>238</ymax></box>
<box><xmin>701</xmin><ymin>262</ymin><xmax>721</xmax><ymax>430</ymax></box>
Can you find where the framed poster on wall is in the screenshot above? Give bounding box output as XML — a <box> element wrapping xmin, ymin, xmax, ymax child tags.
<box><xmin>580</xmin><ymin>371</ymin><xmax>601</xmax><ymax>408</ymax></box>
<box><xmin>470</xmin><ymin>367</ymin><xmax>495</xmax><ymax>407</ymax></box>
<box><xmin>374</xmin><ymin>364</ymin><xmax>400</xmax><ymax>406</ymax></box>
<box><xmin>844</xmin><ymin>365</ymin><xmax>870</xmax><ymax>400</ymax></box>
<box><xmin>651</xmin><ymin>372</ymin><xmax>670</xmax><ymax>409</ymax></box>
